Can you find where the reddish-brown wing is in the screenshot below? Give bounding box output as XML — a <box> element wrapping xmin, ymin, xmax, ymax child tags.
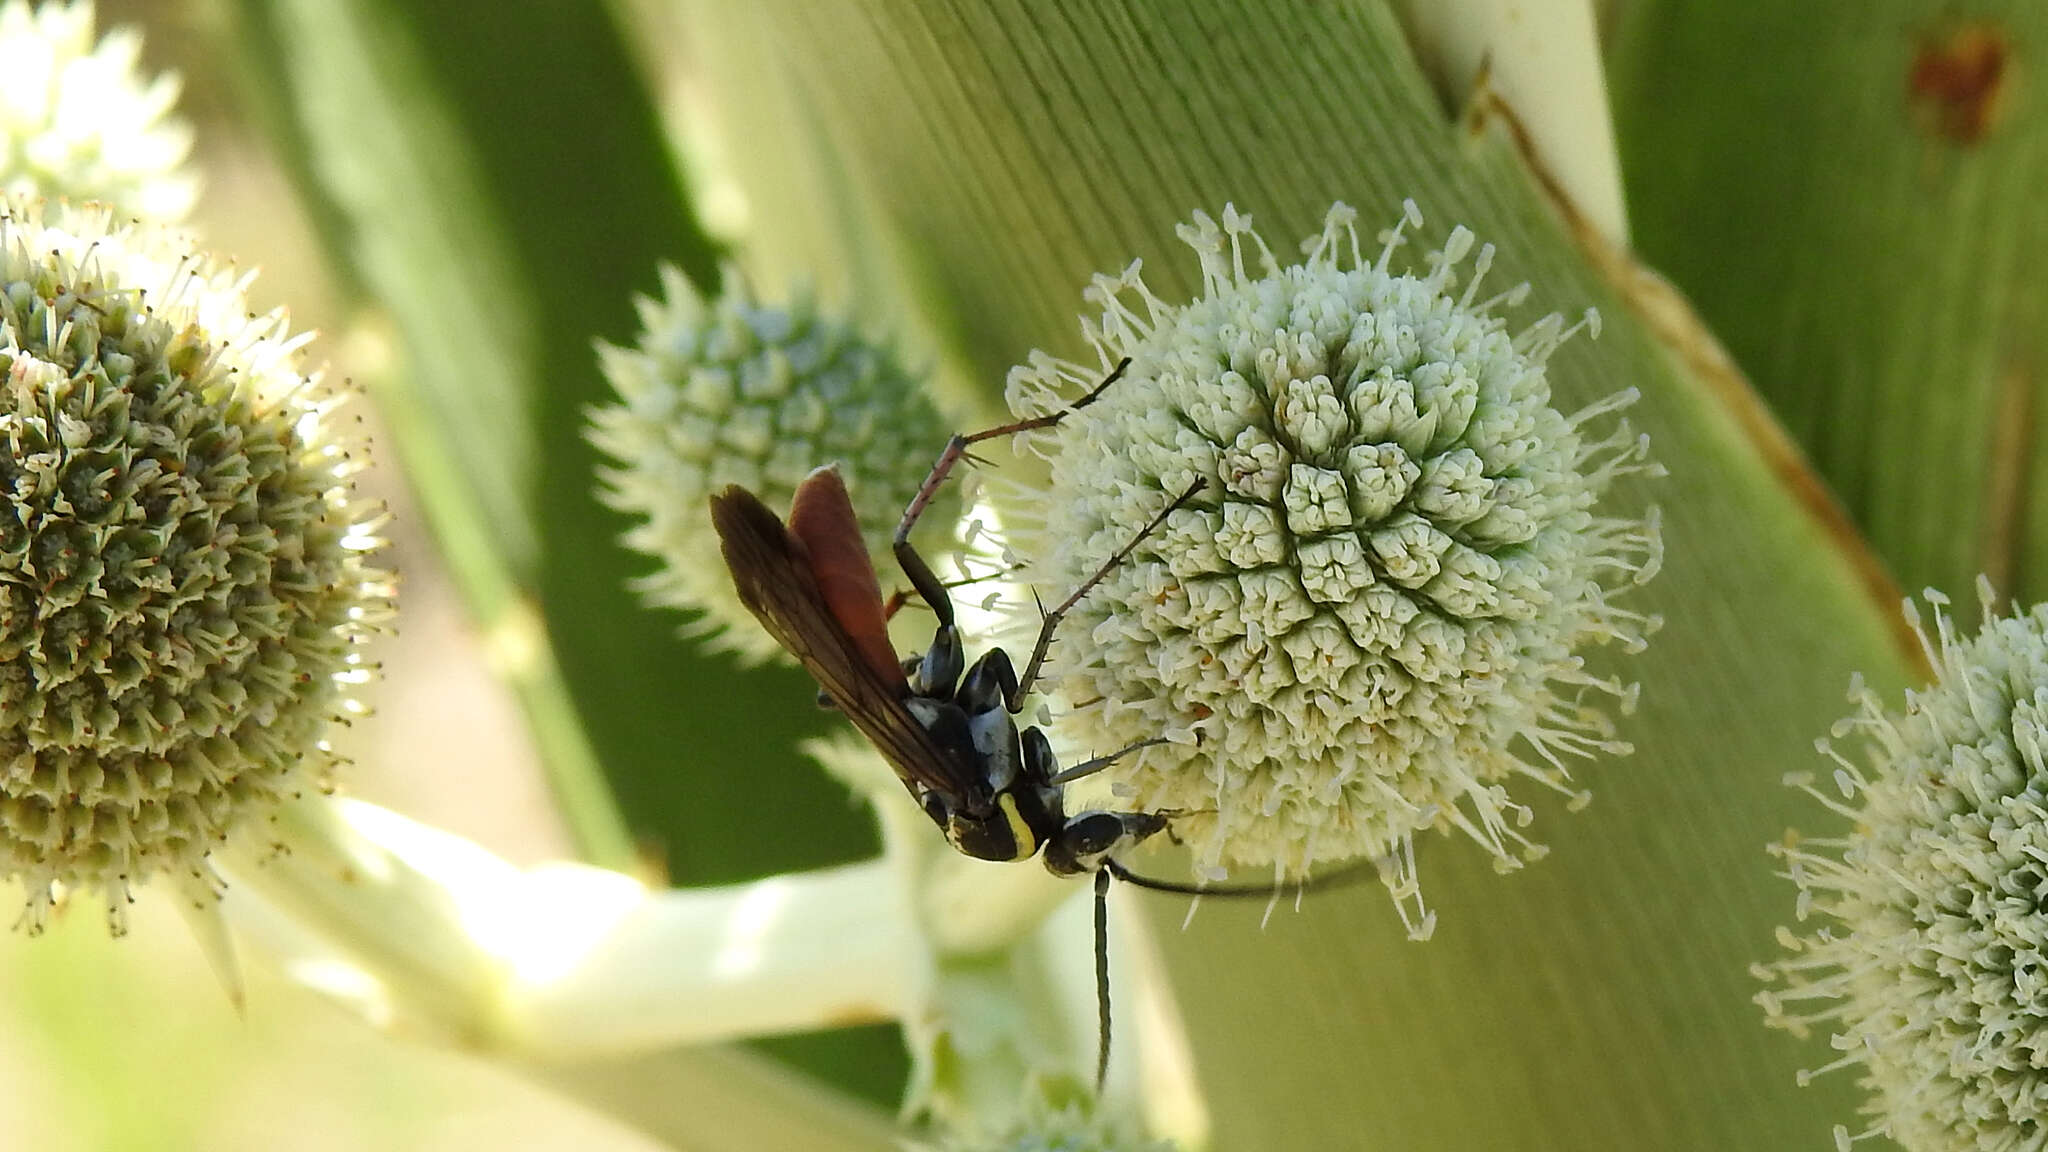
<box><xmin>708</xmin><ymin>482</ymin><xmax>970</xmax><ymax>800</ymax></box>
<box><xmin>785</xmin><ymin>467</ymin><xmax>906</xmax><ymax>687</ymax></box>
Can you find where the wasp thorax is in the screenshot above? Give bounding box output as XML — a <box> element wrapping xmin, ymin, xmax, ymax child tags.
<box><xmin>1006</xmin><ymin>202</ymin><xmax>1661</xmax><ymax>930</ymax></box>
<box><xmin>593</xmin><ymin>265</ymin><xmax>957</xmax><ymax>662</ymax></box>
<box><xmin>0</xmin><ymin>198</ymin><xmax>388</xmax><ymax>933</ymax></box>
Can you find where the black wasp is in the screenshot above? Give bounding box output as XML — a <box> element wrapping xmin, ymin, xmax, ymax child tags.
<box><xmin>709</xmin><ymin>358</ymin><xmax>1213</xmax><ymax>1088</ymax></box>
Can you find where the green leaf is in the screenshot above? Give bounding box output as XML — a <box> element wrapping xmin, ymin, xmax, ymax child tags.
<box><xmin>687</xmin><ymin>1</ymin><xmax>1922</xmax><ymax>1147</ymax></box>
<box><xmin>231</xmin><ymin>0</ymin><xmax>904</xmax><ymax>1107</ymax></box>
<box><xmin>536</xmin><ymin>1048</ymin><xmax>900</xmax><ymax>1152</ymax></box>
<box><xmin>1609</xmin><ymin>2</ymin><xmax>2048</xmax><ymax>603</ymax></box>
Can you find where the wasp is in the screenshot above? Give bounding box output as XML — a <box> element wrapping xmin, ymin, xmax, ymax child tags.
<box><xmin>710</xmin><ymin>358</ymin><xmax>1215</xmax><ymax>1087</ymax></box>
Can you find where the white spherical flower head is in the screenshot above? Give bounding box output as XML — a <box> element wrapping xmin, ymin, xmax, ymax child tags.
<box><xmin>591</xmin><ymin>264</ymin><xmax>955</xmax><ymax>662</ymax></box>
<box><xmin>0</xmin><ymin>198</ymin><xmax>389</xmax><ymax>932</ymax></box>
<box><xmin>0</xmin><ymin>1</ymin><xmax>196</xmax><ymax>221</ymax></box>
<box><xmin>1006</xmin><ymin>203</ymin><xmax>1661</xmax><ymax>930</ymax></box>
<box><xmin>1759</xmin><ymin>583</ymin><xmax>2048</xmax><ymax>1152</ymax></box>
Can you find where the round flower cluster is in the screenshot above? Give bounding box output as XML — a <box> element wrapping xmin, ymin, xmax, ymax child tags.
<box><xmin>1758</xmin><ymin>584</ymin><xmax>2048</xmax><ymax>1152</ymax></box>
<box><xmin>1007</xmin><ymin>203</ymin><xmax>1661</xmax><ymax>931</ymax></box>
<box><xmin>0</xmin><ymin>0</ymin><xmax>195</xmax><ymax>221</ymax></box>
<box><xmin>591</xmin><ymin>265</ymin><xmax>955</xmax><ymax>661</ymax></box>
<box><xmin>0</xmin><ymin>198</ymin><xmax>388</xmax><ymax>932</ymax></box>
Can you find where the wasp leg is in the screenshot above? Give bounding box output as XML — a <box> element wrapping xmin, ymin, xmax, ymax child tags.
<box><xmin>1048</xmin><ymin>736</ymin><xmax>1169</xmax><ymax>785</ymax></box>
<box><xmin>892</xmin><ymin>359</ymin><xmax>1135</xmax><ymax>630</ymax></box>
<box><xmin>1008</xmin><ymin>477</ymin><xmax>1207</xmax><ymax>712</ymax></box>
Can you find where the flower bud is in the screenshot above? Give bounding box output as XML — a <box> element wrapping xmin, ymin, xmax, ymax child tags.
<box><xmin>591</xmin><ymin>265</ymin><xmax>954</xmax><ymax>661</ymax></box>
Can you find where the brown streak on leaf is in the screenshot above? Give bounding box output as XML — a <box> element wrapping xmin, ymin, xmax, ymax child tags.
<box><xmin>1463</xmin><ymin>83</ymin><xmax>1929</xmax><ymax>675</ymax></box>
<box><xmin>1982</xmin><ymin>355</ymin><xmax>2034</xmax><ymax>594</ymax></box>
<box><xmin>1909</xmin><ymin>24</ymin><xmax>2014</xmax><ymax>145</ymax></box>
<box><xmin>819</xmin><ymin>1002</ymin><xmax>893</xmax><ymax>1029</ymax></box>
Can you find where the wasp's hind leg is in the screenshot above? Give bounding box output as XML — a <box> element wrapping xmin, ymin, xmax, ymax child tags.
<box><xmin>891</xmin><ymin>359</ymin><xmax>1137</xmax><ymax>633</ymax></box>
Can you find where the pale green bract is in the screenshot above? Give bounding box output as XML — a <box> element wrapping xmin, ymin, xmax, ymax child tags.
<box><xmin>591</xmin><ymin>264</ymin><xmax>956</xmax><ymax>663</ymax></box>
<box><xmin>0</xmin><ymin>197</ymin><xmax>388</xmax><ymax>932</ymax></box>
<box><xmin>1007</xmin><ymin>203</ymin><xmax>1662</xmax><ymax>934</ymax></box>
<box><xmin>1759</xmin><ymin>583</ymin><xmax>2048</xmax><ymax>1152</ymax></box>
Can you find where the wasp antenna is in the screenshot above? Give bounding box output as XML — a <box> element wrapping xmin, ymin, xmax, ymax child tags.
<box><xmin>1092</xmin><ymin>867</ymin><xmax>1113</xmax><ymax>1092</ymax></box>
<box><xmin>1103</xmin><ymin>856</ymin><xmax>1378</xmax><ymax>899</ymax></box>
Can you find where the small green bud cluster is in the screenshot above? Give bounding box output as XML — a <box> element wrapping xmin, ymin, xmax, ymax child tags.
<box><xmin>1008</xmin><ymin>203</ymin><xmax>1661</xmax><ymax>932</ymax></box>
<box><xmin>0</xmin><ymin>198</ymin><xmax>388</xmax><ymax>932</ymax></box>
<box><xmin>592</xmin><ymin>265</ymin><xmax>955</xmax><ymax>660</ymax></box>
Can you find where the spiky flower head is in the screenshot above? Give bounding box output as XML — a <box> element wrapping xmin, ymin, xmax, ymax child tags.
<box><xmin>592</xmin><ymin>264</ymin><xmax>955</xmax><ymax>660</ymax></box>
<box><xmin>1006</xmin><ymin>203</ymin><xmax>1661</xmax><ymax>933</ymax></box>
<box><xmin>0</xmin><ymin>197</ymin><xmax>387</xmax><ymax>933</ymax></box>
<box><xmin>1758</xmin><ymin>583</ymin><xmax>2048</xmax><ymax>1152</ymax></box>
<box><xmin>0</xmin><ymin>0</ymin><xmax>196</xmax><ymax>221</ymax></box>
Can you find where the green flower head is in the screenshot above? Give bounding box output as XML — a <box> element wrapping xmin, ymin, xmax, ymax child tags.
<box><xmin>1759</xmin><ymin>583</ymin><xmax>2048</xmax><ymax>1152</ymax></box>
<box><xmin>0</xmin><ymin>198</ymin><xmax>389</xmax><ymax>932</ymax></box>
<box><xmin>591</xmin><ymin>264</ymin><xmax>956</xmax><ymax>661</ymax></box>
<box><xmin>1006</xmin><ymin>203</ymin><xmax>1661</xmax><ymax>934</ymax></box>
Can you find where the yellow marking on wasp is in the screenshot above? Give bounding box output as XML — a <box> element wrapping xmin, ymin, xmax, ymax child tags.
<box><xmin>997</xmin><ymin>793</ymin><xmax>1037</xmax><ymax>862</ymax></box>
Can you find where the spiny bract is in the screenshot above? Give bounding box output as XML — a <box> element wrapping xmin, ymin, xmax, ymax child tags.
<box><xmin>1006</xmin><ymin>202</ymin><xmax>1661</xmax><ymax>934</ymax></box>
<box><xmin>0</xmin><ymin>197</ymin><xmax>387</xmax><ymax>933</ymax></box>
<box><xmin>1759</xmin><ymin>583</ymin><xmax>2048</xmax><ymax>1152</ymax></box>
